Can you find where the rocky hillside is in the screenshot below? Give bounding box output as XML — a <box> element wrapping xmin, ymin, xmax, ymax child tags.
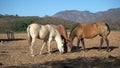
<box><xmin>53</xmin><ymin>8</ymin><xmax>120</xmax><ymax>23</ymax></box>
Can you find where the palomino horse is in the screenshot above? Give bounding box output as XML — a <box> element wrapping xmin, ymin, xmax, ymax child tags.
<box><xmin>68</xmin><ymin>22</ymin><xmax>110</xmax><ymax>52</ymax></box>
<box><xmin>27</xmin><ymin>23</ymin><xmax>64</xmax><ymax>56</ymax></box>
<box><xmin>55</xmin><ymin>24</ymin><xmax>72</xmax><ymax>52</ymax></box>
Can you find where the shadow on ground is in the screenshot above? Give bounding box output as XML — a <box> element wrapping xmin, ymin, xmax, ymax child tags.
<box><xmin>0</xmin><ymin>38</ymin><xmax>26</xmax><ymax>42</ymax></box>
<box><xmin>3</xmin><ymin>57</ymin><xmax>120</xmax><ymax>68</ymax></box>
<box><xmin>36</xmin><ymin>45</ymin><xmax>119</xmax><ymax>57</ymax></box>
<box><xmin>71</xmin><ymin>46</ymin><xmax>119</xmax><ymax>52</ymax></box>
<box><xmin>87</xmin><ymin>46</ymin><xmax>119</xmax><ymax>52</ymax></box>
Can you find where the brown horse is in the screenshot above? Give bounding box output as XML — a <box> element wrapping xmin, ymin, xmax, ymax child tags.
<box><xmin>55</xmin><ymin>24</ymin><xmax>72</xmax><ymax>52</ymax></box>
<box><xmin>68</xmin><ymin>22</ymin><xmax>110</xmax><ymax>52</ymax></box>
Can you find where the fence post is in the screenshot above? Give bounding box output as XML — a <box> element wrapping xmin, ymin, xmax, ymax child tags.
<box><xmin>6</xmin><ymin>31</ymin><xmax>15</xmax><ymax>40</ymax></box>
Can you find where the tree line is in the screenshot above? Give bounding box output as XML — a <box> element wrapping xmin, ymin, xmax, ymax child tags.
<box><xmin>0</xmin><ymin>14</ymin><xmax>119</xmax><ymax>33</ymax></box>
<box><xmin>0</xmin><ymin>15</ymin><xmax>78</xmax><ymax>33</ymax></box>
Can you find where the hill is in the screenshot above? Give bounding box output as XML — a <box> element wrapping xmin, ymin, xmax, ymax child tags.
<box><xmin>0</xmin><ymin>15</ymin><xmax>78</xmax><ymax>33</ymax></box>
<box><xmin>52</xmin><ymin>8</ymin><xmax>120</xmax><ymax>30</ymax></box>
<box><xmin>0</xmin><ymin>8</ymin><xmax>120</xmax><ymax>33</ymax></box>
<box><xmin>53</xmin><ymin>8</ymin><xmax>120</xmax><ymax>23</ymax></box>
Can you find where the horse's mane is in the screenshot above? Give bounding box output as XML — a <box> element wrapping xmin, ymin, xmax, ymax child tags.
<box><xmin>69</xmin><ymin>23</ymin><xmax>80</xmax><ymax>37</ymax></box>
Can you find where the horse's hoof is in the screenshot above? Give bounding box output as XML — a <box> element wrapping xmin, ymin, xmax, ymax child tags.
<box><xmin>61</xmin><ymin>52</ymin><xmax>65</xmax><ymax>54</ymax></box>
<box><xmin>107</xmin><ymin>49</ymin><xmax>110</xmax><ymax>52</ymax></box>
<box><xmin>40</xmin><ymin>52</ymin><xmax>42</xmax><ymax>55</ymax></box>
<box><xmin>68</xmin><ymin>49</ymin><xmax>72</xmax><ymax>53</ymax></box>
<box><xmin>84</xmin><ymin>50</ymin><xmax>87</xmax><ymax>52</ymax></box>
<box><xmin>31</xmin><ymin>55</ymin><xmax>35</xmax><ymax>57</ymax></box>
<box><xmin>98</xmin><ymin>49</ymin><xmax>101</xmax><ymax>51</ymax></box>
<box><xmin>49</xmin><ymin>53</ymin><xmax>52</xmax><ymax>55</ymax></box>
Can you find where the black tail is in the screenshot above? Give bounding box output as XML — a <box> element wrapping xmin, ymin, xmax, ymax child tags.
<box><xmin>105</xmin><ymin>23</ymin><xmax>110</xmax><ymax>36</ymax></box>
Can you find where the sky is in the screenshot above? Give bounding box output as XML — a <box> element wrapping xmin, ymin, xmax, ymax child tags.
<box><xmin>0</xmin><ymin>0</ymin><xmax>120</xmax><ymax>17</ymax></box>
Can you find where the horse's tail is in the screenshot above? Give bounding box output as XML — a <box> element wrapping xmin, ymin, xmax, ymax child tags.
<box><xmin>105</xmin><ymin>23</ymin><xmax>110</xmax><ymax>36</ymax></box>
<box><xmin>27</xmin><ymin>25</ymin><xmax>32</xmax><ymax>45</ymax></box>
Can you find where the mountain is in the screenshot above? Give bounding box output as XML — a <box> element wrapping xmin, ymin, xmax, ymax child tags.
<box><xmin>52</xmin><ymin>8</ymin><xmax>120</xmax><ymax>23</ymax></box>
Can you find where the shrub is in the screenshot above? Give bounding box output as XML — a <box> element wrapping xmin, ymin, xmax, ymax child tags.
<box><xmin>12</xmin><ymin>21</ymin><xmax>27</xmax><ymax>32</ymax></box>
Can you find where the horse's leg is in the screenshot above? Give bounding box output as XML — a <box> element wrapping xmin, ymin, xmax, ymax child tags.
<box><xmin>77</xmin><ymin>38</ymin><xmax>81</xmax><ymax>49</ymax></box>
<box><xmin>30</xmin><ymin>38</ymin><xmax>35</xmax><ymax>57</ymax></box>
<box><xmin>48</xmin><ymin>37</ymin><xmax>52</xmax><ymax>54</ymax></box>
<box><xmin>81</xmin><ymin>38</ymin><xmax>86</xmax><ymax>51</ymax></box>
<box><xmin>105</xmin><ymin>37</ymin><xmax>109</xmax><ymax>52</ymax></box>
<box><xmin>98</xmin><ymin>37</ymin><xmax>104</xmax><ymax>51</ymax></box>
<box><xmin>40</xmin><ymin>41</ymin><xmax>47</xmax><ymax>55</ymax></box>
<box><xmin>63</xmin><ymin>38</ymin><xmax>67</xmax><ymax>53</ymax></box>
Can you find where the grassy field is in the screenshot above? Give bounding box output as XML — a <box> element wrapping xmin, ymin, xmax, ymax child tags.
<box><xmin>0</xmin><ymin>31</ymin><xmax>120</xmax><ymax>68</ymax></box>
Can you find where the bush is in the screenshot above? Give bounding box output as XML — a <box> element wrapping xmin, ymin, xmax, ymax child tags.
<box><xmin>12</xmin><ymin>21</ymin><xmax>27</xmax><ymax>32</ymax></box>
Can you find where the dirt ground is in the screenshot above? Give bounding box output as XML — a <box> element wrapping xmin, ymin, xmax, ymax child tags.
<box><xmin>0</xmin><ymin>31</ymin><xmax>120</xmax><ymax>68</ymax></box>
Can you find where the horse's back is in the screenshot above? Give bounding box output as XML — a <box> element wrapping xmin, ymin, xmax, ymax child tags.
<box><xmin>96</xmin><ymin>22</ymin><xmax>110</xmax><ymax>36</ymax></box>
<box><xmin>38</xmin><ymin>25</ymin><xmax>49</xmax><ymax>39</ymax></box>
<box><xmin>45</xmin><ymin>24</ymin><xmax>58</xmax><ymax>37</ymax></box>
<box><xmin>81</xmin><ymin>23</ymin><xmax>99</xmax><ymax>38</ymax></box>
<box><xmin>27</xmin><ymin>23</ymin><xmax>40</xmax><ymax>38</ymax></box>
<box><xmin>29</xmin><ymin>23</ymin><xmax>40</xmax><ymax>32</ymax></box>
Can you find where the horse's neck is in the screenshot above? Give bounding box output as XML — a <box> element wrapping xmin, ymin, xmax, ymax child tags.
<box><xmin>56</xmin><ymin>25</ymin><xmax>69</xmax><ymax>40</ymax></box>
<box><xmin>62</xmin><ymin>27</ymin><xmax>69</xmax><ymax>40</ymax></box>
<box><xmin>69</xmin><ymin>31</ymin><xmax>75</xmax><ymax>42</ymax></box>
<box><xmin>55</xmin><ymin>30</ymin><xmax>63</xmax><ymax>45</ymax></box>
<box><xmin>60</xmin><ymin>28</ymin><xmax>68</xmax><ymax>40</ymax></box>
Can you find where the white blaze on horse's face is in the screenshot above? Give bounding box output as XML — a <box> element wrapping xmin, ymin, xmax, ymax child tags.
<box><xmin>56</xmin><ymin>36</ymin><xmax>64</xmax><ymax>53</ymax></box>
<box><xmin>58</xmin><ymin>43</ymin><xmax>64</xmax><ymax>53</ymax></box>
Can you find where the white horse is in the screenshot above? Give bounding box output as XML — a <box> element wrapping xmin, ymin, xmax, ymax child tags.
<box><xmin>27</xmin><ymin>23</ymin><xmax>64</xmax><ymax>56</ymax></box>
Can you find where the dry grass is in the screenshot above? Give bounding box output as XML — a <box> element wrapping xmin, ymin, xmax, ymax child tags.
<box><xmin>0</xmin><ymin>31</ymin><xmax>120</xmax><ymax>68</ymax></box>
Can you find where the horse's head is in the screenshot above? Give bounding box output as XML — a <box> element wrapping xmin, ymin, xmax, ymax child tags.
<box><xmin>58</xmin><ymin>42</ymin><xmax>64</xmax><ymax>54</ymax></box>
<box><xmin>66</xmin><ymin>39</ymin><xmax>73</xmax><ymax>52</ymax></box>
